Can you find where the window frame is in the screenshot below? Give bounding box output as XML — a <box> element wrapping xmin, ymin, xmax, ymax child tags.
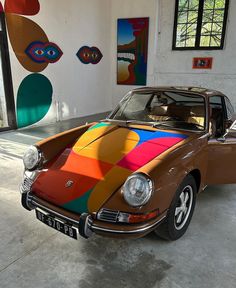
<box><xmin>0</xmin><ymin>12</ymin><xmax>16</xmax><ymax>131</ymax></box>
<box><xmin>224</xmin><ymin>96</ymin><xmax>234</xmax><ymax>121</ymax></box>
<box><xmin>172</xmin><ymin>0</ymin><xmax>230</xmax><ymax>50</ymax></box>
<box><xmin>209</xmin><ymin>95</ymin><xmax>226</xmax><ymax>137</ymax></box>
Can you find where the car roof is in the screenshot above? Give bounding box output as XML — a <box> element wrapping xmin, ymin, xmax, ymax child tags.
<box><xmin>132</xmin><ymin>86</ymin><xmax>225</xmax><ymax>98</ymax></box>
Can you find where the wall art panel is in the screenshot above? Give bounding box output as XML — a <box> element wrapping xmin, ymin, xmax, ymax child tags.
<box><xmin>17</xmin><ymin>73</ymin><xmax>53</xmax><ymax>128</ymax></box>
<box><xmin>4</xmin><ymin>0</ymin><xmax>40</xmax><ymax>16</ymax></box>
<box><xmin>117</xmin><ymin>17</ymin><xmax>149</xmax><ymax>85</ymax></box>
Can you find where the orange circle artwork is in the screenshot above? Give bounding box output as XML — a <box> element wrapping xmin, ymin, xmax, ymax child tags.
<box><xmin>6</xmin><ymin>14</ymin><xmax>49</xmax><ymax>72</ymax></box>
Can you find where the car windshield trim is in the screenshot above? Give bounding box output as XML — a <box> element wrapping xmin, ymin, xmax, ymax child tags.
<box><xmin>103</xmin><ymin>119</ymin><xmax>206</xmax><ymax>133</ymax></box>
<box><xmin>108</xmin><ymin>90</ymin><xmax>207</xmax><ymax>133</ymax></box>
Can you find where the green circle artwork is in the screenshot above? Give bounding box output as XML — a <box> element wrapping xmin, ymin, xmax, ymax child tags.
<box><xmin>17</xmin><ymin>73</ymin><xmax>53</xmax><ymax>128</ymax></box>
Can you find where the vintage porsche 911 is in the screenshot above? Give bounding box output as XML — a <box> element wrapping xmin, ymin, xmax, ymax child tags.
<box><xmin>20</xmin><ymin>87</ymin><xmax>236</xmax><ymax>241</ymax></box>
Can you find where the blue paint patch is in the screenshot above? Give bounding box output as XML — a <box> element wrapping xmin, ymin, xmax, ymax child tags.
<box><xmin>130</xmin><ymin>129</ymin><xmax>187</xmax><ymax>146</ymax></box>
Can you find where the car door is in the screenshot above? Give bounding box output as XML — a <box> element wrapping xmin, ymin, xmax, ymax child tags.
<box><xmin>206</xmin><ymin>95</ymin><xmax>236</xmax><ymax>185</ymax></box>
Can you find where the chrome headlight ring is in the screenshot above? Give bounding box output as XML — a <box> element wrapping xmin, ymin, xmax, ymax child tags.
<box><xmin>23</xmin><ymin>145</ymin><xmax>43</xmax><ymax>171</ymax></box>
<box><xmin>122</xmin><ymin>173</ymin><xmax>154</xmax><ymax>207</ymax></box>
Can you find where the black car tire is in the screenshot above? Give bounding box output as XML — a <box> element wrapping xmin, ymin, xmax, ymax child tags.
<box><xmin>155</xmin><ymin>174</ymin><xmax>197</xmax><ymax>241</ymax></box>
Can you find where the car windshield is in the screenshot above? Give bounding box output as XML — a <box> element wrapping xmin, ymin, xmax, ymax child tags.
<box><xmin>109</xmin><ymin>90</ymin><xmax>206</xmax><ymax>131</ymax></box>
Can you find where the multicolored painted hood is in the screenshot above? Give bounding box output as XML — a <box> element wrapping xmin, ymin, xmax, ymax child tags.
<box><xmin>32</xmin><ymin>123</ymin><xmax>188</xmax><ymax>214</ymax></box>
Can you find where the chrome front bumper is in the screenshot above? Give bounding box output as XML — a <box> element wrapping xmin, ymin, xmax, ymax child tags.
<box><xmin>21</xmin><ymin>192</ymin><xmax>166</xmax><ymax>239</ymax></box>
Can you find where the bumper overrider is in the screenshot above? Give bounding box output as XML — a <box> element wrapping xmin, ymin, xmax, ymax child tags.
<box><xmin>21</xmin><ymin>190</ymin><xmax>167</xmax><ymax>240</ymax></box>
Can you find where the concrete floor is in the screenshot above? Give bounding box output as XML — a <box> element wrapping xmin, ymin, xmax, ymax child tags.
<box><xmin>1</xmin><ymin>115</ymin><xmax>236</xmax><ymax>288</ymax></box>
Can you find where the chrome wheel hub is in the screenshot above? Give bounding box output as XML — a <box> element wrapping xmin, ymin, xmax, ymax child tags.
<box><xmin>174</xmin><ymin>185</ymin><xmax>193</xmax><ymax>230</ymax></box>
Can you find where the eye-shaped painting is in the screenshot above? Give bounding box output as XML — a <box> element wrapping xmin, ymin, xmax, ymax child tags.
<box><xmin>76</xmin><ymin>46</ymin><xmax>103</xmax><ymax>64</ymax></box>
<box><xmin>25</xmin><ymin>41</ymin><xmax>63</xmax><ymax>64</ymax></box>
<box><xmin>117</xmin><ymin>17</ymin><xmax>149</xmax><ymax>86</ymax></box>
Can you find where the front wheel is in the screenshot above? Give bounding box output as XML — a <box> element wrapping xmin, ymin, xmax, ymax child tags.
<box><xmin>155</xmin><ymin>174</ymin><xmax>197</xmax><ymax>241</ymax></box>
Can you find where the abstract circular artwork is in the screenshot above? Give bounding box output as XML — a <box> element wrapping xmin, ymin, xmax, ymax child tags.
<box><xmin>17</xmin><ymin>74</ymin><xmax>53</xmax><ymax>128</ymax></box>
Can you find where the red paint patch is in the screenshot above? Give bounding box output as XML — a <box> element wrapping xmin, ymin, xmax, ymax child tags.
<box><xmin>32</xmin><ymin>149</ymin><xmax>114</xmax><ymax>206</ymax></box>
<box><xmin>0</xmin><ymin>2</ymin><xmax>3</xmax><ymax>12</ymax></box>
<box><xmin>118</xmin><ymin>137</ymin><xmax>184</xmax><ymax>171</ymax></box>
<box><xmin>5</xmin><ymin>0</ymin><xmax>40</xmax><ymax>15</ymax></box>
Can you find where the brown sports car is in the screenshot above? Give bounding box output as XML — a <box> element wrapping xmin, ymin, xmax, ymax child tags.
<box><xmin>20</xmin><ymin>87</ymin><xmax>236</xmax><ymax>241</ymax></box>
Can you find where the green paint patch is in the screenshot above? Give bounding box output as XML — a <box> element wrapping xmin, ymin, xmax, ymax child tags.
<box><xmin>62</xmin><ymin>189</ymin><xmax>93</xmax><ymax>214</ymax></box>
<box><xmin>17</xmin><ymin>73</ymin><xmax>53</xmax><ymax>128</ymax></box>
<box><xmin>89</xmin><ymin>122</ymin><xmax>111</xmax><ymax>131</ymax></box>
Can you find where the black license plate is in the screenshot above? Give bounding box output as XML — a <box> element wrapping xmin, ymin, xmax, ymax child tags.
<box><xmin>36</xmin><ymin>210</ymin><xmax>78</xmax><ymax>240</ymax></box>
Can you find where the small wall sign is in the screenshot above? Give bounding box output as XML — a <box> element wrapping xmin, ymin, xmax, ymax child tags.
<box><xmin>193</xmin><ymin>57</ymin><xmax>213</xmax><ymax>69</ymax></box>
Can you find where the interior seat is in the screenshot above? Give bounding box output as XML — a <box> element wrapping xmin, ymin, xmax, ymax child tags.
<box><xmin>167</xmin><ymin>104</ymin><xmax>190</xmax><ymax>120</ymax></box>
<box><xmin>187</xmin><ymin>106</ymin><xmax>205</xmax><ymax>127</ymax></box>
<box><xmin>148</xmin><ymin>105</ymin><xmax>169</xmax><ymax>121</ymax></box>
<box><xmin>210</xmin><ymin>108</ymin><xmax>224</xmax><ymax>137</ymax></box>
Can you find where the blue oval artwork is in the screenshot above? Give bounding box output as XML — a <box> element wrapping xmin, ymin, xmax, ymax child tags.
<box><xmin>17</xmin><ymin>73</ymin><xmax>53</xmax><ymax>128</ymax></box>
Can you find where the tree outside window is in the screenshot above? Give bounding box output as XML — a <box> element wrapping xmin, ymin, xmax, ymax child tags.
<box><xmin>173</xmin><ymin>0</ymin><xmax>229</xmax><ymax>50</ymax></box>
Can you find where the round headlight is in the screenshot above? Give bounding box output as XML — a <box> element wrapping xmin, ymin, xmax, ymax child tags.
<box><xmin>122</xmin><ymin>173</ymin><xmax>153</xmax><ymax>207</ymax></box>
<box><xmin>23</xmin><ymin>146</ymin><xmax>41</xmax><ymax>170</ymax></box>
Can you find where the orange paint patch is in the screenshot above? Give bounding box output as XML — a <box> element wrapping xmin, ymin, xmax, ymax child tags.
<box><xmin>51</xmin><ymin>149</ymin><xmax>113</xmax><ymax>181</ymax></box>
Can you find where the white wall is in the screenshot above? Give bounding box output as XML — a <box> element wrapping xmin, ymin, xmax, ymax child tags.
<box><xmin>110</xmin><ymin>0</ymin><xmax>236</xmax><ymax>108</ymax></box>
<box><xmin>4</xmin><ymin>0</ymin><xmax>112</xmax><ymax>127</ymax></box>
<box><xmin>155</xmin><ymin>0</ymin><xmax>236</xmax><ymax>107</ymax></box>
<box><xmin>4</xmin><ymin>0</ymin><xmax>236</xmax><ymax>128</ymax></box>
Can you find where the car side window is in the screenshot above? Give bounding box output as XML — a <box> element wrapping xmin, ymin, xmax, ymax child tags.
<box><xmin>225</xmin><ymin>97</ymin><xmax>234</xmax><ymax>120</ymax></box>
<box><xmin>209</xmin><ymin>96</ymin><xmax>225</xmax><ymax>138</ymax></box>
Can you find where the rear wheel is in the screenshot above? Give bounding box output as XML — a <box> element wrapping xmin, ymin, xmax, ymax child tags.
<box><xmin>155</xmin><ymin>174</ymin><xmax>197</xmax><ymax>241</ymax></box>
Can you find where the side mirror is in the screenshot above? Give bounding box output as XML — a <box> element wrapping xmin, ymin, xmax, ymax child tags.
<box><xmin>224</xmin><ymin>120</ymin><xmax>236</xmax><ymax>138</ymax></box>
<box><xmin>229</xmin><ymin>120</ymin><xmax>236</xmax><ymax>131</ymax></box>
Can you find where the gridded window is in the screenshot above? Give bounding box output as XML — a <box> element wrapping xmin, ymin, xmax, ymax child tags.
<box><xmin>173</xmin><ymin>0</ymin><xmax>229</xmax><ymax>50</ymax></box>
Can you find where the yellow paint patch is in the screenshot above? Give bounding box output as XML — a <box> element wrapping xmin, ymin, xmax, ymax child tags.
<box><xmin>88</xmin><ymin>166</ymin><xmax>131</xmax><ymax>212</ymax></box>
<box><xmin>77</xmin><ymin>127</ymin><xmax>139</xmax><ymax>164</ymax></box>
<box><xmin>73</xmin><ymin>125</ymin><xmax>116</xmax><ymax>154</ymax></box>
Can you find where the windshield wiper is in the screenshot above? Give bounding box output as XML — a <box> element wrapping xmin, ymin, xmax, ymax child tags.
<box><xmin>125</xmin><ymin>120</ymin><xmax>154</xmax><ymax>126</ymax></box>
<box><xmin>152</xmin><ymin>122</ymin><xmax>174</xmax><ymax>128</ymax></box>
<box><xmin>102</xmin><ymin>119</ymin><xmax>127</xmax><ymax>125</ymax></box>
<box><xmin>153</xmin><ymin>121</ymin><xmax>205</xmax><ymax>131</ymax></box>
<box><xmin>104</xmin><ymin>119</ymin><xmax>154</xmax><ymax>127</ymax></box>
<box><xmin>103</xmin><ymin>118</ymin><xmax>182</xmax><ymax>130</ymax></box>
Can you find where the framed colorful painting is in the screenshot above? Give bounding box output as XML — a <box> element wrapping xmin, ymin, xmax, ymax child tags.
<box><xmin>192</xmin><ymin>57</ymin><xmax>213</xmax><ymax>69</ymax></box>
<box><xmin>117</xmin><ymin>17</ymin><xmax>149</xmax><ymax>85</ymax></box>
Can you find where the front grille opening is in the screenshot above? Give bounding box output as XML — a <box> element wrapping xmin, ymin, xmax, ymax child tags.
<box><xmin>22</xmin><ymin>177</ymin><xmax>34</xmax><ymax>192</ymax></box>
<box><xmin>97</xmin><ymin>209</ymin><xmax>119</xmax><ymax>223</ymax></box>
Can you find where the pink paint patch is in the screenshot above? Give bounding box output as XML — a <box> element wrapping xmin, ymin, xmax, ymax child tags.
<box><xmin>0</xmin><ymin>2</ymin><xmax>3</xmax><ymax>12</ymax></box>
<box><xmin>118</xmin><ymin>137</ymin><xmax>184</xmax><ymax>171</ymax></box>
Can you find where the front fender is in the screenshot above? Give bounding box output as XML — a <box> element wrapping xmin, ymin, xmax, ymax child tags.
<box><xmin>35</xmin><ymin>123</ymin><xmax>94</xmax><ymax>163</ymax></box>
<box><xmin>103</xmin><ymin>135</ymin><xmax>208</xmax><ymax>215</ymax></box>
